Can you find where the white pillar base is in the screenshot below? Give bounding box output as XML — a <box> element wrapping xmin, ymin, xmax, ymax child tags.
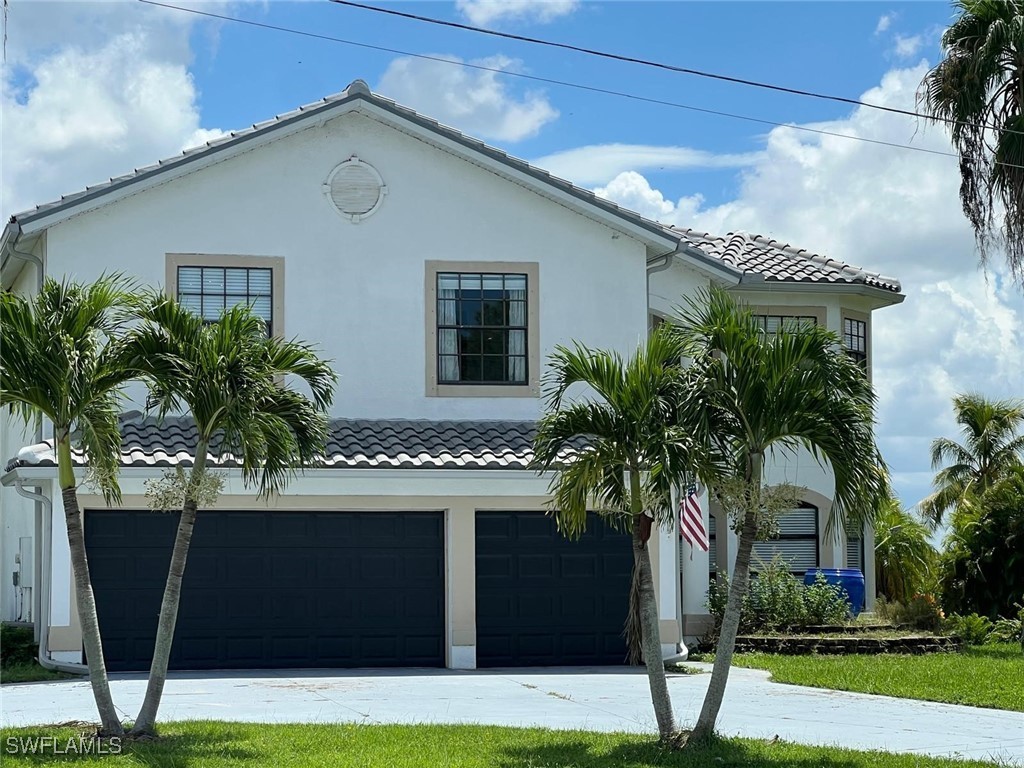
<box><xmin>449</xmin><ymin>645</ymin><xmax>476</xmax><ymax>670</ymax></box>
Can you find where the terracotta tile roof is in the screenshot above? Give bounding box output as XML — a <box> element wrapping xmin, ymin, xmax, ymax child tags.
<box><xmin>4</xmin><ymin>414</ymin><xmax>578</xmax><ymax>473</ymax></box>
<box><xmin>669</xmin><ymin>228</ymin><xmax>902</xmax><ymax>293</ymax></box>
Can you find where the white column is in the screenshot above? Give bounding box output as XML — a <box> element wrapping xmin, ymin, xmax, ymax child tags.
<box><xmin>656</xmin><ymin>509</ymin><xmax>681</xmax><ymax>659</ymax></box>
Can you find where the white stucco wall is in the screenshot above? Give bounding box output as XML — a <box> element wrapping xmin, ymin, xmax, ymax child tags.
<box><xmin>42</xmin><ymin>110</ymin><xmax>650</xmax><ymax>421</ymax></box>
<box><xmin>0</xmin><ymin>261</ymin><xmax>42</xmax><ymax>623</ymax></box>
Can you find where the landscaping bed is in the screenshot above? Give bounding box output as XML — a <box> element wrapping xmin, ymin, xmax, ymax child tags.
<box><xmin>734</xmin><ymin>633</ymin><xmax>961</xmax><ymax>654</ymax></box>
<box><xmin>0</xmin><ymin>722</ymin><xmax>1007</xmax><ymax>767</ymax></box>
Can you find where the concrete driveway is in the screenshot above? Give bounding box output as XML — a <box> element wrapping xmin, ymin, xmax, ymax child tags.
<box><xmin>2</xmin><ymin>665</ymin><xmax>1021</xmax><ymax>764</ymax></box>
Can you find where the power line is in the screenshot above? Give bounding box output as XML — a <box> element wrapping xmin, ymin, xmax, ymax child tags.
<box><xmin>328</xmin><ymin>0</ymin><xmax>975</xmax><ymax>133</ymax></box>
<box><xmin>137</xmin><ymin>0</ymin><xmax>999</xmax><ymax>168</ymax></box>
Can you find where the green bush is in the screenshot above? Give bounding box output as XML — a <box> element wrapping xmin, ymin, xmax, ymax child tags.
<box><xmin>877</xmin><ymin>593</ymin><xmax>946</xmax><ymax>632</ymax></box>
<box><xmin>988</xmin><ymin>617</ymin><xmax>1023</xmax><ymax>645</ymax></box>
<box><xmin>0</xmin><ymin>624</ymin><xmax>37</xmax><ymax>667</ymax></box>
<box><xmin>705</xmin><ymin>557</ymin><xmax>852</xmax><ymax>636</ymax></box>
<box><xmin>803</xmin><ymin>572</ymin><xmax>853</xmax><ymax>625</ymax></box>
<box><xmin>944</xmin><ymin>613</ymin><xmax>994</xmax><ymax>645</ymax></box>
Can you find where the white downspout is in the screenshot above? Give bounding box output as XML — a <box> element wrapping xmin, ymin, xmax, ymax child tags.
<box><xmin>13</xmin><ymin>480</ymin><xmax>87</xmax><ymax>676</ymax></box>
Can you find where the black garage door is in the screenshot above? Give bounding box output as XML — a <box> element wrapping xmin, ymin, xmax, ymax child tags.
<box><xmin>476</xmin><ymin>511</ymin><xmax>632</xmax><ymax>666</ymax></box>
<box><xmin>85</xmin><ymin>510</ymin><xmax>444</xmax><ymax>671</ymax></box>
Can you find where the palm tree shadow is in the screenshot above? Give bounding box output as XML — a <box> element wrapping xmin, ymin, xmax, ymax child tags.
<box><xmin>494</xmin><ymin>736</ymin><xmax>867</xmax><ymax>767</ymax></box>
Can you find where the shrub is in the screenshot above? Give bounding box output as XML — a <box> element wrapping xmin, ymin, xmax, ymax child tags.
<box><xmin>803</xmin><ymin>572</ymin><xmax>852</xmax><ymax>626</ymax></box>
<box><xmin>944</xmin><ymin>613</ymin><xmax>994</xmax><ymax>645</ymax></box>
<box><xmin>988</xmin><ymin>617</ymin><xmax>1023</xmax><ymax>645</ymax></box>
<box><xmin>0</xmin><ymin>624</ymin><xmax>37</xmax><ymax>667</ymax></box>
<box><xmin>874</xmin><ymin>593</ymin><xmax>946</xmax><ymax>632</ymax></box>
<box><xmin>705</xmin><ymin>557</ymin><xmax>852</xmax><ymax>637</ymax></box>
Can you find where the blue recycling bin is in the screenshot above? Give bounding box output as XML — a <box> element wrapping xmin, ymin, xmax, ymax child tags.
<box><xmin>804</xmin><ymin>568</ymin><xmax>866</xmax><ymax>617</ymax></box>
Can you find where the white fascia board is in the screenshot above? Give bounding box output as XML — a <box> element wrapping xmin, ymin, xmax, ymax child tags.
<box><xmin>731</xmin><ymin>281</ymin><xmax>905</xmax><ymax>308</ymax></box>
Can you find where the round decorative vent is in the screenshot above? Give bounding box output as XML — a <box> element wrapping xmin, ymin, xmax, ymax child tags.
<box><xmin>323</xmin><ymin>156</ymin><xmax>386</xmax><ymax>222</ymax></box>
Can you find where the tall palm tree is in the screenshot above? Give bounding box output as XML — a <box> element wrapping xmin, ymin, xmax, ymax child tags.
<box><xmin>921</xmin><ymin>393</ymin><xmax>1024</xmax><ymax>526</ymax></box>
<box><xmin>124</xmin><ymin>296</ymin><xmax>336</xmax><ymax>737</ymax></box>
<box><xmin>0</xmin><ymin>277</ymin><xmax>138</xmax><ymax>737</ymax></box>
<box><xmin>533</xmin><ymin>324</ymin><xmax>700</xmax><ymax>743</ymax></box>
<box><xmin>919</xmin><ymin>0</ymin><xmax>1024</xmax><ymax>283</ymax></box>
<box><xmin>673</xmin><ymin>287</ymin><xmax>887</xmax><ymax>743</ymax></box>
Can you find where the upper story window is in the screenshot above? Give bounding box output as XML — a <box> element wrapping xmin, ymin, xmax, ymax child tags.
<box><xmin>425</xmin><ymin>261</ymin><xmax>539</xmax><ymax>398</ymax></box>
<box><xmin>178</xmin><ymin>266</ymin><xmax>273</xmax><ymax>335</ymax></box>
<box><xmin>437</xmin><ymin>272</ymin><xmax>527</xmax><ymax>385</ymax></box>
<box><xmin>753</xmin><ymin>314</ymin><xmax>817</xmax><ymax>334</ymax></box>
<box><xmin>167</xmin><ymin>255</ymin><xmax>284</xmax><ymax>338</ymax></box>
<box><xmin>843</xmin><ymin>317</ymin><xmax>868</xmax><ymax>369</ymax></box>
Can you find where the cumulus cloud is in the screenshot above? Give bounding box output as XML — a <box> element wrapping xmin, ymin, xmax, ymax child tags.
<box><xmin>592</xmin><ymin>64</ymin><xmax>1024</xmax><ymax>511</ymax></box>
<box><xmin>1</xmin><ymin>1</ymin><xmax>224</xmax><ymax>218</ymax></box>
<box><xmin>455</xmin><ymin>0</ymin><xmax>578</xmax><ymax>26</ymax></box>
<box><xmin>893</xmin><ymin>33</ymin><xmax>924</xmax><ymax>59</ymax></box>
<box><xmin>377</xmin><ymin>55</ymin><xmax>557</xmax><ymax>142</ymax></box>
<box><xmin>875</xmin><ymin>13</ymin><xmax>895</xmax><ymax>35</ymax></box>
<box><xmin>534</xmin><ymin>144</ymin><xmax>762</xmax><ymax>186</ymax></box>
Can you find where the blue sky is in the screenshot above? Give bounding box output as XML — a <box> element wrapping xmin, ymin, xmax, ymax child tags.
<box><xmin>2</xmin><ymin>1</ymin><xmax>1022</xmax><ymax>516</ymax></box>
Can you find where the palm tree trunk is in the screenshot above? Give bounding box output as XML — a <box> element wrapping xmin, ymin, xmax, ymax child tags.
<box><xmin>690</xmin><ymin>452</ymin><xmax>762</xmax><ymax>743</ymax></box>
<box><xmin>630</xmin><ymin>469</ymin><xmax>677</xmax><ymax>742</ymax></box>
<box><xmin>57</xmin><ymin>437</ymin><xmax>123</xmax><ymax>737</ymax></box>
<box><xmin>131</xmin><ymin>447</ymin><xmax>206</xmax><ymax>736</ymax></box>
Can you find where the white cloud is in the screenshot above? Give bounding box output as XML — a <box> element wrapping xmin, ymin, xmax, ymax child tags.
<box><xmin>1</xmin><ymin>1</ymin><xmax>224</xmax><ymax>218</ymax></box>
<box><xmin>377</xmin><ymin>55</ymin><xmax>557</xmax><ymax>142</ymax></box>
<box><xmin>592</xmin><ymin>64</ymin><xmax>1024</xmax><ymax>511</ymax></box>
<box><xmin>455</xmin><ymin>0</ymin><xmax>578</xmax><ymax>26</ymax></box>
<box><xmin>893</xmin><ymin>34</ymin><xmax>924</xmax><ymax>59</ymax></box>
<box><xmin>534</xmin><ymin>144</ymin><xmax>762</xmax><ymax>186</ymax></box>
<box><xmin>875</xmin><ymin>13</ymin><xmax>895</xmax><ymax>35</ymax></box>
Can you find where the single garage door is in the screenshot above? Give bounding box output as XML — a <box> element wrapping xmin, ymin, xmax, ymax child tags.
<box><xmin>85</xmin><ymin>510</ymin><xmax>445</xmax><ymax>671</ymax></box>
<box><xmin>476</xmin><ymin>511</ymin><xmax>632</xmax><ymax>667</ymax></box>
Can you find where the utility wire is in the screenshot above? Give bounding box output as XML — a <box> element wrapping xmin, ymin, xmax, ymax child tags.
<box><xmin>329</xmin><ymin>0</ymin><xmax>978</xmax><ymax>133</ymax></box>
<box><xmin>138</xmin><ymin>0</ymin><xmax>1017</xmax><ymax>169</ymax></box>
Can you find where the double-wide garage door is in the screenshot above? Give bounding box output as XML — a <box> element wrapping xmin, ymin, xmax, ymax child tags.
<box><xmin>85</xmin><ymin>510</ymin><xmax>445</xmax><ymax>671</ymax></box>
<box><xmin>476</xmin><ymin>512</ymin><xmax>632</xmax><ymax>667</ymax></box>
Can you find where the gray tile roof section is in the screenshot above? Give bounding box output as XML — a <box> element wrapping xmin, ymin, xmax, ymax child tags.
<box><xmin>4</xmin><ymin>79</ymin><xmax>901</xmax><ymax>296</ymax></box>
<box><xmin>669</xmin><ymin>228</ymin><xmax>902</xmax><ymax>293</ymax></box>
<box><xmin>4</xmin><ymin>414</ymin><xmax>568</xmax><ymax>473</ymax></box>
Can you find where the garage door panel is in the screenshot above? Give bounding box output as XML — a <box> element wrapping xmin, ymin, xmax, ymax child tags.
<box><xmin>86</xmin><ymin>510</ymin><xmax>444</xmax><ymax>671</ymax></box>
<box><xmin>476</xmin><ymin>512</ymin><xmax>630</xmax><ymax>667</ymax></box>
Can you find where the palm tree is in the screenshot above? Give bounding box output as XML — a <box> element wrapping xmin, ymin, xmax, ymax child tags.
<box><xmin>920</xmin><ymin>393</ymin><xmax>1024</xmax><ymax>527</ymax></box>
<box><xmin>874</xmin><ymin>495</ymin><xmax>937</xmax><ymax>604</ymax></box>
<box><xmin>919</xmin><ymin>0</ymin><xmax>1024</xmax><ymax>283</ymax></box>
<box><xmin>124</xmin><ymin>296</ymin><xmax>337</xmax><ymax>736</ymax></box>
<box><xmin>533</xmin><ymin>324</ymin><xmax>700</xmax><ymax>743</ymax></box>
<box><xmin>0</xmin><ymin>277</ymin><xmax>138</xmax><ymax>737</ymax></box>
<box><xmin>672</xmin><ymin>287</ymin><xmax>886</xmax><ymax>743</ymax></box>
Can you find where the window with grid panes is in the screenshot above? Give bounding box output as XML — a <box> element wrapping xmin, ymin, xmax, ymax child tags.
<box><xmin>436</xmin><ymin>272</ymin><xmax>528</xmax><ymax>384</ymax></box>
<box><xmin>177</xmin><ymin>266</ymin><xmax>274</xmax><ymax>335</ymax></box>
<box><xmin>843</xmin><ymin>317</ymin><xmax>867</xmax><ymax>369</ymax></box>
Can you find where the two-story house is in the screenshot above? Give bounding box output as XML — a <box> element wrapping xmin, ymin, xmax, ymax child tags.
<box><xmin>0</xmin><ymin>80</ymin><xmax>903</xmax><ymax>673</ymax></box>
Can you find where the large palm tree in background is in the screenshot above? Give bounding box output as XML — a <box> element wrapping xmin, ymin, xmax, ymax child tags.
<box><xmin>674</xmin><ymin>287</ymin><xmax>887</xmax><ymax>743</ymax></box>
<box><xmin>920</xmin><ymin>0</ymin><xmax>1024</xmax><ymax>284</ymax></box>
<box><xmin>920</xmin><ymin>392</ymin><xmax>1024</xmax><ymax>527</ymax></box>
<box><xmin>125</xmin><ymin>296</ymin><xmax>336</xmax><ymax>736</ymax></box>
<box><xmin>0</xmin><ymin>277</ymin><xmax>137</xmax><ymax>736</ymax></box>
<box><xmin>533</xmin><ymin>324</ymin><xmax>700</xmax><ymax>743</ymax></box>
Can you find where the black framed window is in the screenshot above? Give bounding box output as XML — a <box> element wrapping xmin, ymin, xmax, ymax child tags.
<box><xmin>843</xmin><ymin>317</ymin><xmax>867</xmax><ymax>369</ymax></box>
<box><xmin>437</xmin><ymin>272</ymin><xmax>528</xmax><ymax>385</ymax></box>
<box><xmin>177</xmin><ymin>266</ymin><xmax>273</xmax><ymax>335</ymax></box>
<box><xmin>753</xmin><ymin>314</ymin><xmax>817</xmax><ymax>334</ymax></box>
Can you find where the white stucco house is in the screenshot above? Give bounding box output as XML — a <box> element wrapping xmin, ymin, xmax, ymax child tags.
<box><xmin>0</xmin><ymin>80</ymin><xmax>903</xmax><ymax>672</ymax></box>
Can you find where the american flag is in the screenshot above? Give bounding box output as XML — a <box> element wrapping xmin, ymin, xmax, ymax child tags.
<box><xmin>679</xmin><ymin>485</ymin><xmax>709</xmax><ymax>552</ymax></box>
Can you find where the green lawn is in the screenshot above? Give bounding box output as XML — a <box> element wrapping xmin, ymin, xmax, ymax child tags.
<box><xmin>0</xmin><ymin>662</ymin><xmax>76</xmax><ymax>685</ymax></box>
<box><xmin>730</xmin><ymin>643</ymin><xmax>1024</xmax><ymax>711</ymax></box>
<box><xmin>0</xmin><ymin>722</ymin><xmax>1010</xmax><ymax>767</ymax></box>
